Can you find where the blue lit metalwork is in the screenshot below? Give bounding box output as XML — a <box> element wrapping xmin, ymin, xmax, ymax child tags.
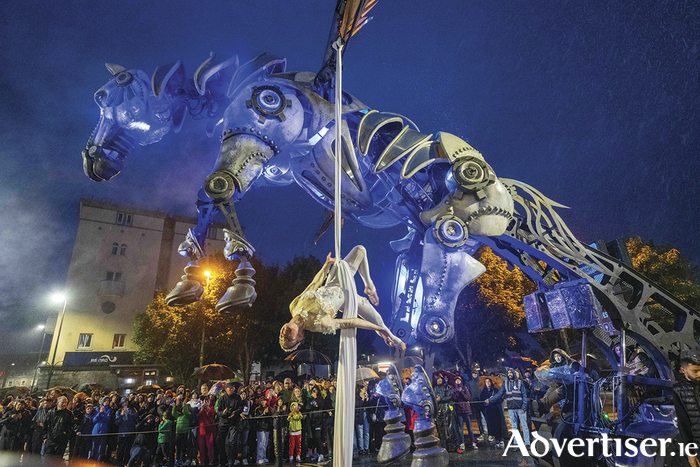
<box><xmin>81</xmin><ymin>11</ymin><xmax>699</xmax><ymax>369</ymax></box>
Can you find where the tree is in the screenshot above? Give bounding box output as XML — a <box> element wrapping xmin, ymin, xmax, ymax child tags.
<box><xmin>133</xmin><ymin>254</ymin><xmax>291</xmax><ymax>384</ymax></box>
<box><xmin>626</xmin><ymin>237</ymin><xmax>700</xmax><ymax>310</ymax></box>
<box><xmin>452</xmin><ymin>246</ymin><xmax>537</xmax><ymax>367</ymax></box>
<box><xmin>625</xmin><ymin>237</ymin><xmax>700</xmax><ymax>331</ymax></box>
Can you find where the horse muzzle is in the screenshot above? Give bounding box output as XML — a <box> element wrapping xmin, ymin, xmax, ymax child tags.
<box><xmin>82</xmin><ymin>130</ymin><xmax>134</xmax><ymax>181</ymax></box>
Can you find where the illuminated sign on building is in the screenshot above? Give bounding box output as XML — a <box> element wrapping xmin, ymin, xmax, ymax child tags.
<box><xmin>63</xmin><ymin>351</ymin><xmax>135</xmax><ymax>368</ymax></box>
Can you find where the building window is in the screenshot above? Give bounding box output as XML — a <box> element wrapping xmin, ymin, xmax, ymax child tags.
<box><xmin>106</xmin><ymin>271</ymin><xmax>122</xmax><ymax>282</ymax></box>
<box><xmin>207</xmin><ymin>227</ymin><xmax>217</xmax><ymax>239</ymax></box>
<box><xmin>116</xmin><ymin>212</ymin><xmax>133</xmax><ymax>226</ymax></box>
<box><xmin>111</xmin><ymin>243</ymin><xmax>119</xmax><ymax>255</ymax></box>
<box><xmin>144</xmin><ymin>370</ymin><xmax>157</xmax><ymax>377</ymax></box>
<box><xmin>113</xmin><ymin>334</ymin><xmax>126</xmax><ymax>349</ymax></box>
<box><xmin>78</xmin><ymin>333</ymin><xmax>93</xmax><ymax>349</ymax></box>
<box><xmin>119</xmin><ymin>244</ymin><xmax>127</xmax><ymax>255</ymax></box>
<box><xmin>145</xmin><ymin>379</ymin><xmax>153</xmax><ymax>386</ymax></box>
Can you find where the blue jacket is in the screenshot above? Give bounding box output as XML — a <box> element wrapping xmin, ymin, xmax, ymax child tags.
<box><xmin>92</xmin><ymin>407</ymin><xmax>111</xmax><ymax>435</ymax></box>
<box><xmin>115</xmin><ymin>407</ymin><xmax>138</xmax><ymax>437</ymax></box>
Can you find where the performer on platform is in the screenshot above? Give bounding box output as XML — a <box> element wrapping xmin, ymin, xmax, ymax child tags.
<box><xmin>279</xmin><ymin>245</ymin><xmax>406</xmax><ymax>352</ymax></box>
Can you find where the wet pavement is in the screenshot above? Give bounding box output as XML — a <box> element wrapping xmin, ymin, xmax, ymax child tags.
<box><xmin>346</xmin><ymin>447</ymin><xmax>537</xmax><ymax>467</ymax></box>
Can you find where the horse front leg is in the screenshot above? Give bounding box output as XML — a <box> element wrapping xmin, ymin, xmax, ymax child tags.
<box><xmin>166</xmin><ymin>192</ymin><xmax>217</xmax><ymax>306</ymax></box>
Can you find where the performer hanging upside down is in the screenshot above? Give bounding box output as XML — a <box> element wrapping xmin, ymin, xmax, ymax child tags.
<box><xmin>279</xmin><ymin>245</ymin><xmax>406</xmax><ymax>352</ymax></box>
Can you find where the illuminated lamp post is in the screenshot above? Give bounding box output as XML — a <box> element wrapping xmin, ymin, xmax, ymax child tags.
<box><xmin>30</xmin><ymin>324</ymin><xmax>47</xmax><ymax>392</ymax></box>
<box><xmin>46</xmin><ymin>292</ymin><xmax>68</xmax><ymax>390</ymax></box>
<box><xmin>197</xmin><ymin>271</ymin><xmax>211</xmax><ymax>386</ymax></box>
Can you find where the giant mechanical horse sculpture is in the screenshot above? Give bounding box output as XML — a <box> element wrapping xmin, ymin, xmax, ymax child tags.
<box><xmin>82</xmin><ymin>1</ymin><xmax>699</xmax><ymax>386</ymax></box>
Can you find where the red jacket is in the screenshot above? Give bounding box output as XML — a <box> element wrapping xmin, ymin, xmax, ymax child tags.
<box><xmin>403</xmin><ymin>406</ymin><xmax>418</xmax><ymax>431</ymax></box>
<box><xmin>197</xmin><ymin>405</ymin><xmax>215</xmax><ymax>435</ymax></box>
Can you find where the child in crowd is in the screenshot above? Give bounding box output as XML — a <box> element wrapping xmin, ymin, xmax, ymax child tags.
<box><xmin>155</xmin><ymin>411</ymin><xmax>174</xmax><ymax>467</ymax></box>
<box><xmin>287</xmin><ymin>402</ymin><xmax>303</xmax><ymax>463</ymax></box>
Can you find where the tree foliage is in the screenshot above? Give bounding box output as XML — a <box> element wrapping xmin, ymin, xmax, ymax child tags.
<box><xmin>452</xmin><ymin>246</ymin><xmax>537</xmax><ymax>367</ymax></box>
<box><xmin>626</xmin><ymin>237</ymin><xmax>700</xmax><ymax>310</ymax></box>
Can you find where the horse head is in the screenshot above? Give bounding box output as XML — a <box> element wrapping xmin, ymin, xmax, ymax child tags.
<box><xmin>82</xmin><ymin>63</ymin><xmax>173</xmax><ymax>181</ymax></box>
<box><xmin>401</xmin><ymin>365</ymin><xmax>436</xmax><ymax>422</ymax></box>
<box><xmin>376</xmin><ymin>364</ymin><xmax>404</xmax><ymax>411</ymax></box>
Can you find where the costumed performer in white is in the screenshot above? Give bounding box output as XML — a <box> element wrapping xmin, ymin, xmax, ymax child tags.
<box><xmin>279</xmin><ymin>245</ymin><xmax>406</xmax><ymax>352</ymax></box>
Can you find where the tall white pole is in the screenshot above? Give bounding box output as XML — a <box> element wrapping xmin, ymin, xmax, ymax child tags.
<box><xmin>331</xmin><ymin>38</ymin><xmax>358</xmax><ymax>467</ymax></box>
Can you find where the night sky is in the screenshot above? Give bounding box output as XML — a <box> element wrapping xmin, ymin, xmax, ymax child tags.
<box><xmin>1</xmin><ymin>0</ymin><xmax>699</xmax><ymax>354</ymax></box>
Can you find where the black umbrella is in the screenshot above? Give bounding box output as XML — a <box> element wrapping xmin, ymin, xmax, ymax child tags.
<box><xmin>285</xmin><ymin>349</ymin><xmax>333</xmax><ymax>379</ymax></box>
<box><xmin>191</xmin><ymin>364</ymin><xmax>236</xmax><ymax>381</ymax></box>
<box><xmin>136</xmin><ymin>384</ymin><xmax>162</xmax><ymax>394</ymax></box>
<box><xmin>284</xmin><ymin>349</ymin><xmax>332</xmax><ymax>365</ymax></box>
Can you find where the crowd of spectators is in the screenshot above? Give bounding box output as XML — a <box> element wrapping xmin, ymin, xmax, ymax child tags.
<box><xmin>3</xmin><ymin>345</ymin><xmax>651</xmax><ymax>464</ymax></box>
<box><xmin>0</xmin><ymin>377</ymin><xmax>393</xmax><ymax>465</ymax></box>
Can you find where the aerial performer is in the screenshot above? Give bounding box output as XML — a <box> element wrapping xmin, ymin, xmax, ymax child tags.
<box><xmin>279</xmin><ymin>246</ymin><xmax>407</xmax><ymax>352</ymax></box>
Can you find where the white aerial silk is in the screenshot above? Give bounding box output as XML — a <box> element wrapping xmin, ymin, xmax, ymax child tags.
<box><xmin>331</xmin><ymin>38</ymin><xmax>357</xmax><ymax>467</ymax></box>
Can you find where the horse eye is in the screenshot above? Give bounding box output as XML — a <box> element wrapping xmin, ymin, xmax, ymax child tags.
<box><xmin>94</xmin><ymin>90</ymin><xmax>108</xmax><ymax>107</ymax></box>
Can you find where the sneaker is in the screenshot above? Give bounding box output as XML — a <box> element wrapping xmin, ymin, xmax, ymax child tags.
<box><xmin>488</xmin><ymin>436</ymin><xmax>495</xmax><ymax>442</ymax></box>
<box><xmin>317</xmin><ymin>454</ymin><xmax>324</xmax><ymax>463</ymax></box>
<box><xmin>456</xmin><ymin>448</ymin><xmax>463</xmax><ymax>454</ymax></box>
<box><xmin>242</xmin><ymin>461</ymin><xmax>248</xmax><ymax>466</ymax></box>
<box><xmin>295</xmin><ymin>456</ymin><xmax>301</xmax><ymax>463</ymax></box>
<box><xmin>477</xmin><ymin>434</ymin><xmax>485</xmax><ymax>442</ymax></box>
<box><xmin>263</xmin><ymin>460</ymin><xmax>268</xmax><ymax>464</ymax></box>
<box><xmin>472</xmin><ymin>443</ymin><xmax>479</xmax><ymax>450</ymax></box>
<box><xmin>289</xmin><ymin>457</ymin><xmax>293</xmax><ymax>464</ymax></box>
<box><xmin>257</xmin><ymin>461</ymin><xmax>265</xmax><ymax>465</ymax></box>
<box><xmin>233</xmin><ymin>462</ymin><xmax>240</xmax><ymax>466</ymax></box>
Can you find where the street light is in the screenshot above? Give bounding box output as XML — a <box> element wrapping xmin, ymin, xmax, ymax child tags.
<box><xmin>31</xmin><ymin>324</ymin><xmax>49</xmax><ymax>392</ymax></box>
<box><xmin>199</xmin><ymin>271</ymin><xmax>212</xmax><ymax>377</ymax></box>
<box><xmin>46</xmin><ymin>292</ymin><xmax>68</xmax><ymax>390</ymax></box>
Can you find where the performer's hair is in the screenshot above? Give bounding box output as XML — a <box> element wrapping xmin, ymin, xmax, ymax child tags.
<box><xmin>279</xmin><ymin>327</ymin><xmax>302</xmax><ymax>352</ymax></box>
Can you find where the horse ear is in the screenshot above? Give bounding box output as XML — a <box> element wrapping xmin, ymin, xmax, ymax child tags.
<box><xmin>194</xmin><ymin>53</ymin><xmax>239</xmax><ymax>96</ymax></box>
<box><xmin>227</xmin><ymin>53</ymin><xmax>286</xmax><ymax>98</ymax></box>
<box><xmin>151</xmin><ymin>60</ymin><xmax>186</xmax><ymax>98</ymax></box>
<box><xmin>105</xmin><ymin>63</ymin><xmax>127</xmax><ymax>75</ymax></box>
